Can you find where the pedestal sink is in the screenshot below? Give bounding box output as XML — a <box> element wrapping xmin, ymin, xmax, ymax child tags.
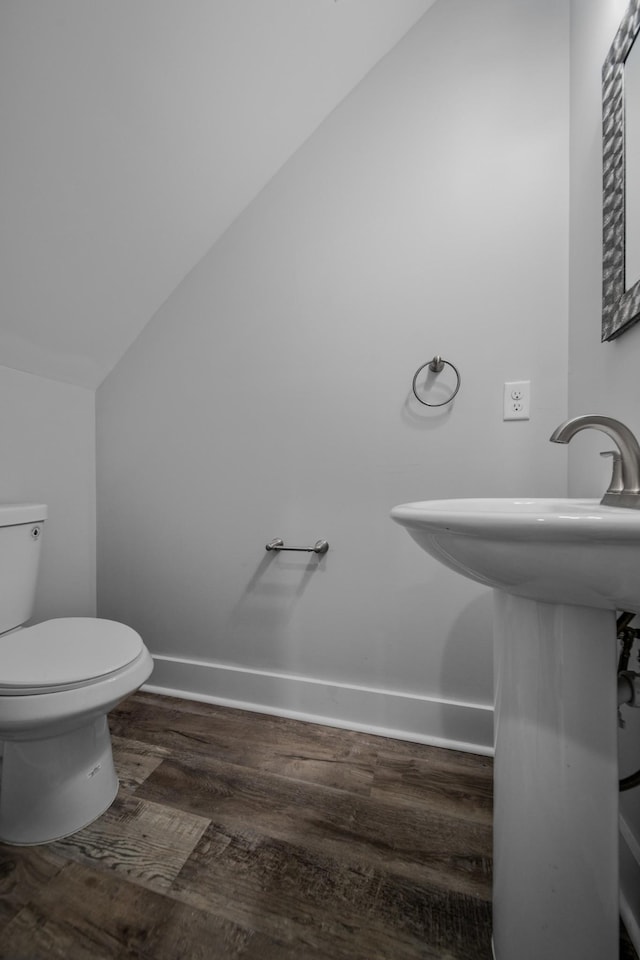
<box><xmin>391</xmin><ymin>497</ymin><xmax>640</xmax><ymax>960</ymax></box>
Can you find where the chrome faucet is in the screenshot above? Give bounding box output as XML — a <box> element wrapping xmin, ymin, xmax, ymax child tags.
<box><xmin>550</xmin><ymin>414</ymin><xmax>640</xmax><ymax>508</ymax></box>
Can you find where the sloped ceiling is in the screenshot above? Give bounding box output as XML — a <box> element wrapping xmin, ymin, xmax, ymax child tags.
<box><xmin>0</xmin><ymin>0</ymin><xmax>436</xmax><ymax>389</ymax></box>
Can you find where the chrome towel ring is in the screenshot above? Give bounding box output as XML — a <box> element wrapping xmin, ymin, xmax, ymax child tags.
<box><xmin>411</xmin><ymin>355</ymin><xmax>461</xmax><ymax>407</ymax></box>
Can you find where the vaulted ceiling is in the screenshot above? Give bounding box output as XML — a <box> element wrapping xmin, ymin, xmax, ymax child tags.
<box><xmin>0</xmin><ymin>0</ymin><xmax>435</xmax><ymax>389</ymax></box>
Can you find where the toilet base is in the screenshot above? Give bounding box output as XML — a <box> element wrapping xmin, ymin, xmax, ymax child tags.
<box><xmin>0</xmin><ymin>715</ymin><xmax>119</xmax><ymax>844</ymax></box>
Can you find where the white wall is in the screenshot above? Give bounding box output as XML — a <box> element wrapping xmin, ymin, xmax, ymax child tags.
<box><xmin>0</xmin><ymin>365</ymin><xmax>96</xmax><ymax>621</ymax></box>
<box><xmin>569</xmin><ymin>0</ymin><xmax>640</xmax><ymax>947</ymax></box>
<box><xmin>97</xmin><ymin>0</ymin><xmax>569</xmax><ymax>751</ymax></box>
<box><xmin>0</xmin><ymin>0</ymin><xmax>436</xmax><ymax>390</ymax></box>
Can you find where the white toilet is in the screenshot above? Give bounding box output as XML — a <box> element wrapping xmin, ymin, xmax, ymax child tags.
<box><xmin>0</xmin><ymin>503</ymin><xmax>153</xmax><ymax>845</ymax></box>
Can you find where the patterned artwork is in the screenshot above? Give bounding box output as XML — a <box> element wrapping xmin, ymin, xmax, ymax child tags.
<box><xmin>602</xmin><ymin>0</ymin><xmax>640</xmax><ymax>340</ymax></box>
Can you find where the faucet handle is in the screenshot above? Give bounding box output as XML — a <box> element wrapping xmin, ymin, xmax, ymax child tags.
<box><xmin>600</xmin><ymin>450</ymin><xmax>624</xmax><ymax>493</ymax></box>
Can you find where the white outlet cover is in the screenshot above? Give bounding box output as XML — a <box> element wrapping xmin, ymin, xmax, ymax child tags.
<box><xmin>504</xmin><ymin>380</ymin><xmax>530</xmax><ymax>420</ymax></box>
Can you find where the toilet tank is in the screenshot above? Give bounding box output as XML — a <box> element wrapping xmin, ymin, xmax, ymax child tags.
<box><xmin>0</xmin><ymin>504</ymin><xmax>47</xmax><ymax>634</ymax></box>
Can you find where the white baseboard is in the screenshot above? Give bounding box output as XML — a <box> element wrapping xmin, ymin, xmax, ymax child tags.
<box><xmin>620</xmin><ymin>815</ymin><xmax>640</xmax><ymax>955</ymax></box>
<box><xmin>142</xmin><ymin>653</ymin><xmax>494</xmax><ymax>756</ymax></box>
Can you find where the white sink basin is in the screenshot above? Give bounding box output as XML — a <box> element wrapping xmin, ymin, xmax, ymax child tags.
<box><xmin>391</xmin><ymin>497</ymin><xmax>640</xmax><ymax>613</ymax></box>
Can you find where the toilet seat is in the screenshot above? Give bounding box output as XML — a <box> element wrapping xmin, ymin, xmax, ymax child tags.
<box><xmin>0</xmin><ymin>618</ymin><xmax>143</xmax><ymax>695</ymax></box>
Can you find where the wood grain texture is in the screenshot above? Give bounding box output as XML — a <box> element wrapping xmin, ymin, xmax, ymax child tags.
<box><xmin>109</xmin><ymin>694</ymin><xmax>378</xmax><ymax>796</ymax></box>
<box><xmin>1</xmin><ymin>860</ymin><xmax>324</xmax><ymax>960</ymax></box>
<box><xmin>0</xmin><ymin>690</ymin><xmax>635</xmax><ymax>959</ymax></box>
<box><xmin>170</xmin><ymin>822</ymin><xmax>489</xmax><ymax>960</ymax></box>
<box><xmin>51</xmin><ymin>793</ymin><xmax>210</xmax><ymax>894</ymax></box>
<box><xmin>134</xmin><ymin>753</ymin><xmax>492</xmax><ymax>897</ymax></box>
<box><xmin>0</xmin><ymin>844</ymin><xmax>68</xmax><ymax>935</ymax></box>
<box><xmin>110</xmin><ymin>735</ymin><xmax>168</xmax><ymax>793</ymax></box>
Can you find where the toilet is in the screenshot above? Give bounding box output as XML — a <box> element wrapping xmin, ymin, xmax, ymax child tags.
<box><xmin>0</xmin><ymin>503</ymin><xmax>153</xmax><ymax>845</ymax></box>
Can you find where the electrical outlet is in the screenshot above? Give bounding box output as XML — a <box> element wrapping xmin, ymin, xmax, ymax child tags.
<box><xmin>503</xmin><ymin>380</ymin><xmax>530</xmax><ymax>420</ymax></box>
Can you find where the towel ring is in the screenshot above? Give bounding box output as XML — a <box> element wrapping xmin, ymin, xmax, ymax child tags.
<box><xmin>411</xmin><ymin>356</ymin><xmax>461</xmax><ymax>407</ymax></box>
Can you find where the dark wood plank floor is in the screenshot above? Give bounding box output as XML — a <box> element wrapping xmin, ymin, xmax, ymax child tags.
<box><xmin>0</xmin><ymin>691</ymin><xmax>636</xmax><ymax>959</ymax></box>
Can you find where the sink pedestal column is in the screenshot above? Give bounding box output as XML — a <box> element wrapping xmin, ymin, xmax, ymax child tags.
<box><xmin>492</xmin><ymin>592</ymin><xmax>619</xmax><ymax>960</ymax></box>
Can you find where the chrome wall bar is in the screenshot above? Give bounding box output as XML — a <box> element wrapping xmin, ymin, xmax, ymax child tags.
<box><xmin>266</xmin><ymin>538</ymin><xmax>329</xmax><ymax>555</ymax></box>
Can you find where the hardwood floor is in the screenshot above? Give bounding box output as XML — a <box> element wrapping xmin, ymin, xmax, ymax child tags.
<box><xmin>0</xmin><ymin>691</ymin><xmax>635</xmax><ymax>959</ymax></box>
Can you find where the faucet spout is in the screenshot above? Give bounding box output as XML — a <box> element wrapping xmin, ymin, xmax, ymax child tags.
<box><xmin>550</xmin><ymin>414</ymin><xmax>640</xmax><ymax>508</ymax></box>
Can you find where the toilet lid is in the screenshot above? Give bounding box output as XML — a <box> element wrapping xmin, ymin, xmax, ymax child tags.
<box><xmin>0</xmin><ymin>618</ymin><xmax>143</xmax><ymax>691</ymax></box>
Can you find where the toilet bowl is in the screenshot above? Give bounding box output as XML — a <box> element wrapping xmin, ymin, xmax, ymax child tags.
<box><xmin>0</xmin><ymin>504</ymin><xmax>153</xmax><ymax>845</ymax></box>
<box><xmin>0</xmin><ymin>617</ymin><xmax>153</xmax><ymax>845</ymax></box>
